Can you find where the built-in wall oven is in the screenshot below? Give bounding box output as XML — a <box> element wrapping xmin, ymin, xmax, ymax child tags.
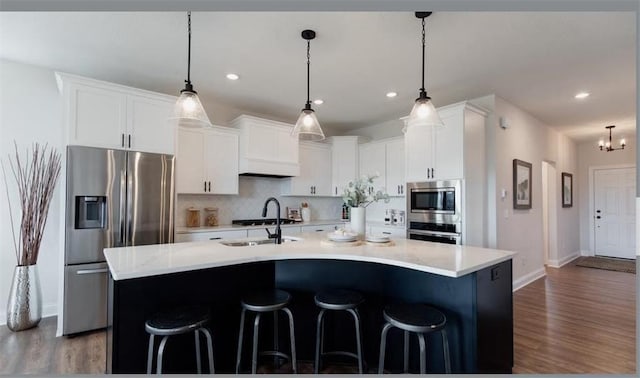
<box><xmin>406</xmin><ymin>179</ymin><xmax>463</xmax><ymax>245</ymax></box>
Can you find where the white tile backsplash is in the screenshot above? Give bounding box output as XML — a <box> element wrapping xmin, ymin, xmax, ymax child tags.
<box><xmin>176</xmin><ymin>176</ymin><xmax>343</xmax><ymax>226</ymax></box>
<box><xmin>364</xmin><ymin>197</ymin><xmax>406</xmax><ymax>223</ymax></box>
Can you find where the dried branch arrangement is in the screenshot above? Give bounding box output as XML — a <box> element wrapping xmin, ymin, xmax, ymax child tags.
<box><xmin>2</xmin><ymin>142</ymin><xmax>62</xmax><ymax>266</ymax></box>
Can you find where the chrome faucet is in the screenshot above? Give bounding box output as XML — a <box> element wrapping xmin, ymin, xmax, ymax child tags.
<box><xmin>262</xmin><ymin>197</ymin><xmax>282</xmax><ymax>244</ymax></box>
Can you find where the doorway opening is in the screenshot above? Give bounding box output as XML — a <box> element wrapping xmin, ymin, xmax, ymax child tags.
<box><xmin>591</xmin><ymin>166</ymin><xmax>636</xmax><ymax>259</ymax></box>
<box><xmin>542</xmin><ymin>161</ymin><xmax>558</xmax><ymax>265</ymax></box>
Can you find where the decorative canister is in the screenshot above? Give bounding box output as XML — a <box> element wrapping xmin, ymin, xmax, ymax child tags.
<box><xmin>186</xmin><ymin>207</ymin><xmax>200</xmax><ymax>227</ymax></box>
<box><xmin>205</xmin><ymin>207</ymin><xmax>218</xmax><ymax>227</ymax></box>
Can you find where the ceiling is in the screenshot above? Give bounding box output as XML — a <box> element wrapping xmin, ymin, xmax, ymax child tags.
<box><xmin>0</xmin><ymin>11</ymin><xmax>636</xmax><ymax>142</ymax></box>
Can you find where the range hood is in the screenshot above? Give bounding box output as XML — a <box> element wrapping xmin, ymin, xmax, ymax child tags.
<box><xmin>231</xmin><ymin>115</ymin><xmax>300</xmax><ymax>178</ymax></box>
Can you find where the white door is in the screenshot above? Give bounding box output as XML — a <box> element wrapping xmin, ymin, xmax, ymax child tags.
<box><xmin>385</xmin><ymin>139</ymin><xmax>405</xmax><ymax>196</ymax></box>
<box><xmin>205</xmin><ymin>129</ymin><xmax>239</xmax><ymax>195</ymax></box>
<box><xmin>594</xmin><ymin>167</ymin><xmax>636</xmax><ymax>259</ymax></box>
<box><xmin>175</xmin><ymin>128</ymin><xmax>206</xmax><ymax>194</ymax></box>
<box><xmin>127</xmin><ymin>94</ymin><xmax>175</xmax><ymax>154</ymax></box>
<box><xmin>359</xmin><ymin>142</ymin><xmax>386</xmax><ymax>192</ymax></box>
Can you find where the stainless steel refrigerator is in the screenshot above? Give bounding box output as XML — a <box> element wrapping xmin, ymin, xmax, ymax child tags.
<box><xmin>63</xmin><ymin>146</ymin><xmax>174</xmax><ymax>335</ymax></box>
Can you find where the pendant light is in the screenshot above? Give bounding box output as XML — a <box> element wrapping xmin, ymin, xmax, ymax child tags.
<box><xmin>171</xmin><ymin>11</ymin><xmax>211</xmax><ymax>128</ymax></box>
<box><xmin>407</xmin><ymin>12</ymin><xmax>443</xmax><ymax>128</ymax></box>
<box><xmin>291</xmin><ymin>29</ymin><xmax>325</xmax><ymax>141</ymax></box>
<box><xmin>598</xmin><ymin>125</ymin><xmax>626</xmax><ymax>152</ymax></box>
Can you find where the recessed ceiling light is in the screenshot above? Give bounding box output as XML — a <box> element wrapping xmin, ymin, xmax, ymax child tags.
<box><xmin>226</xmin><ymin>73</ymin><xmax>239</xmax><ymax>80</ymax></box>
<box><xmin>313</xmin><ymin>99</ymin><xmax>324</xmax><ymax>105</ymax></box>
<box><xmin>574</xmin><ymin>92</ymin><xmax>590</xmax><ymax>99</ymax></box>
<box><xmin>386</xmin><ymin>92</ymin><xmax>398</xmax><ymax>98</ymax></box>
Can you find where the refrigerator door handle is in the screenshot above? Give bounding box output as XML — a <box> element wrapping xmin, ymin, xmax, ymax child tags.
<box><xmin>76</xmin><ymin>268</ymin><xmax>109</xmax><ymax>275</ymax></box>
<box><xmin>119</xmin><ymin>168</ymin><xmax>127</xmax><ymax>247</ymax></box>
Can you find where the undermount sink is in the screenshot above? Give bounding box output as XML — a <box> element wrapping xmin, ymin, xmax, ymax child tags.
<box><xmin>220</xmin><ymin>236</ymin><xmax>301</xmax><ymax>247</ymax></box>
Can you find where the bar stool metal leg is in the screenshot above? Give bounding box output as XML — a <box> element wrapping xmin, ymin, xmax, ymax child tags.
<box><xmin>314</xmin><ymin>308</ymin><xmax>327</xmax><ymax>374</ymax></box>
<box><xmin>403</xmin><ymin>330</ymin><xmax>410</xmax><ymax>373</ymax></box>
<box><xmin>195</xmin><ymin>329</ymin><xmax>202</xmax><ymax>374</ymax></box>
<box><xmin>200</xmin><ymin>327</ymin><xmax>215</xmax><ymax>373</ymax></box>
<box><xmin>147</xmin><ymin>334</ymin><xmax>155</xmax><ymax>374</ymax></box>
<box><xmin>235</xmin><ymin>308</ymin><xmax>246</xmax><ymax>374</ymax></box>
<box><xmin>156</xmin><ymin>335</ymin><xmax>169</xmax><ymax>375</ymax></box>
<box><xmin>282</xmin><ymin>307</ymin><xmax>297</xmax><ymax>373</ymax></box>
<box><xmin>417</xmin><ymin>333</ymin><xmax>427</xmax><ymax>374</ymax></box>
<box><xmin>251</xmin><ymin>313</ymin><xmax>262</xmax><ymax>374</ymax></box>
<box><xmin>347</xmin><ymin>308</ymin><xmax>364</xmax><ymax>374</ymax></box>
<box><xmin>441</xmin><ymin>329</ymin><xmax>451</xmax><ymax>374</ymax></box>
<box><xmin>378</xmin><ymin>322</ymin><xmax>393</xmax><ymax>374</ymax></box>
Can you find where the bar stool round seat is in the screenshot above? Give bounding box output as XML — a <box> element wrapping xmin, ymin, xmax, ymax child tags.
<box><xmin>145</xmin><ymin>305</ymin><xmax>214</xmax><ymax>374</ymax></box>
<box><xmin>236</xmin><ymin>289</ymin><xmax>297</xmax><ymax>374</ymax></box>
<box><xmin>378</xmin><ymin>303</ymin><xmax>451</xmax><ymax>374</ymax></box>
<box><xmin>314</xmin><ymin>289</ymin><xmax>365</xmax><ymax>374</ymax></box>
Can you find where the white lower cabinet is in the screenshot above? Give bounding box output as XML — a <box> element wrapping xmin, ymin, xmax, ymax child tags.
<box><xmin>175</xmin><ymin>230</ymin><xmax>248</xmax><ymax>243</ymax></box>
<box><xmin>301</xmin><ymin>224</ymin><xmax>345</xmax><ymax>233</ymax></box>
<box><xmin>369</xmin><ymin>225</ymin><xmax>406</xmax><ymax>238</ymax></box>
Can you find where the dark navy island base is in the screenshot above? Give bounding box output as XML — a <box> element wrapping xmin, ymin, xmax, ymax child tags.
<box><xmin>107</xmin><ymin>259</ymin><xmax>512</xmax><ymax>374</ymax></box>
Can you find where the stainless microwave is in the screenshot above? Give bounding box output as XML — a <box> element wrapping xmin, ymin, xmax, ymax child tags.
<box><xmin>406</xmin><ymin>179</ymin><xmax>462</xmax><ymax>224</ymax></box>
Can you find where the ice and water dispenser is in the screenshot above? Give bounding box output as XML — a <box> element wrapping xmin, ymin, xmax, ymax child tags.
<box><xmin>75</xmin><ymin>196</ymin><xmax>106</xmax><ymax>229</ymax></box>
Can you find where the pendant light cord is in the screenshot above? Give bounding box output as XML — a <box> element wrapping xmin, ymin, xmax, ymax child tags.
<box><xmin>306</xmin><ymin>40</ymin><xmax>311</xmax><ymax>106</ymax></box>
<box><xmin>186</xmin><ymin>11</ymin><xmax>192</xmax><ymax>85</ymax></box>
<box><xmin>420</xmin><ymin>17</ymin><xmax>426</xmax><ymax>94</ymax></box>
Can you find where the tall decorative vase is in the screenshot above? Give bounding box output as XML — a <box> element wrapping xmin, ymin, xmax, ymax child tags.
<box><xmin>6</xmin><ymin>265</ymin><xmax>42</xmax><ymax>332</ymax></box>
<box><xmin>350</xmin><ymin>206</ymin><xmax>366</xmax><ymax>239</ymax></box>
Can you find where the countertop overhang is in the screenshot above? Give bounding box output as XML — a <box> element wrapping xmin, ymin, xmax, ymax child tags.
<box><xmin>105</xmin><ymin>232</ymin><xmax>516</xmax><ymax>281</ymax></box>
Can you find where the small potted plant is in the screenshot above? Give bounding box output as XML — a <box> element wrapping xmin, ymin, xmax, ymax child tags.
<box><xmin>2</xmin><ymin>143</ymin><xmax>61</xmax><ymax>331</ymax></box>
<box><xmin>342</xmin><ymin>173</ymin><xmax>389</xmax><ymax>238</ymax></box>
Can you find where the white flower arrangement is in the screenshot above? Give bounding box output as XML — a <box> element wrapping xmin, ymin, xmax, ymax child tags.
<box><xmin>342</xmin><ymin>173</ymin><xmax>390</xmax><ymax>208</ymax></box>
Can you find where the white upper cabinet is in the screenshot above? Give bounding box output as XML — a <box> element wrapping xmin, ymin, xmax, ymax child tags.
<box><xmin>359</xmin><ymin>137</ymin><xmax>405</xmax><ymax>196</ymax></box>
<box><xmin>385</xmin><ymin>138</ymin><xmax>405</xmax><ymax>196</ymax></box>
<box><xmin>126</xmin><ymin>94</ymin><xmax>175</xmax><ymax>154</ymax></box>
<box><xmin>404</xmin><ymin>101</ymin><xmax>487</xmax><ymax>182</ymax></box>
<box><xmin>176</xmin><ymin>126</ymin><xmax>239</xmax><ymax>195</ymax></box>
<box><xmin>329</xmin><ymin>136</ymin><xmax>362</xmax><ymax>197</ymax></box>
<box><xmin>56</xmin><ymin>72</ymin><xmax>177</xmax><ymax>154</ymax></box>
<box><xmin>282</xmin><ymin>142</ymin><xmax>331</xmax><ymax>196</ymax></box>
<box><xmin>359</xmin><ymin>141</ymin><xmax>386</xmax><ymax>193</ymax></box>
<box><xmin>230</xmin><ymin>115</ymin><xmax>299</xmax><ymax>177</ymax></box>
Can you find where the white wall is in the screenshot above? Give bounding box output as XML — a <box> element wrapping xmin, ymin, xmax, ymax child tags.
<box><xmin>485</xmin><ymin>95</ymin><xmax>580</xmax><ymax>287</ymax></box>
<box><xmin>0</xmin><ymin>60</ymin><xmax>63</xmax><ymax>324</ymax></box>
<box><xmin>577</xmin><ymin>136</ymin><xmax>636</xmax><ymax>253</ymax></box>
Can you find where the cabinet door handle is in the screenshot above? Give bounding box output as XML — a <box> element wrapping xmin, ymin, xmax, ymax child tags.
<box><xmin>121</xmin><ymin>133</ymin><xmax>125</xmax><ymax>147</ymax></box>
<box><xmin>427</xmin><ymin>169</ymin><xmax>430</xmax><ymax>179</ymax></box>
<box><xmin>382</xmin><ymin>232</ymin><xmax>392</xmax><ymax>235</ymax></box>
<box><xmin>209</xmin><ymin>237</ymin><xmax>222</xmax><ymax>240</ymax></box>
<box><xmin>431</xmin><ymin>168</ymin><xmax>434</xmax><ymax>178</ymax></box>
<box><xmin>128</xmin><ymin>134</ymin><xmax>131</xmax><ymax>148</ymax></box>
<box><xmin>401</xmin><ymin>185</ymin><xmax>404</xmax><ymax>194</ymax></box>
<box><xmin>335</xmin><ymin>187</ymin><xmax>337</xmax><ymax>195</ymax></box>
<box><xmin>208</xmin><ymin>181</ymin><xmax>211</xmax><ymax>192</ymax></box>
<box><xmin>204</xmin><ymin>181</ymin><xmax>207</xmax><ymax>192</ymax></box>
<box><xmin>76</xmin><ymin>268</ymin><xmax>108</xmax><ymax>275</ymax></box>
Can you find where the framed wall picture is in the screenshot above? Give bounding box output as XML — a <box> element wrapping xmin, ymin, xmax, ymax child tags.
<box><xmin>562</xmin><ymin>172</ymin><xmax>573</xmax><ymax>208</ymax></box>
<box><xmin>513</xmin><ymin>159</ymin><xmax>532</xmax><ymax>209</ymax></box>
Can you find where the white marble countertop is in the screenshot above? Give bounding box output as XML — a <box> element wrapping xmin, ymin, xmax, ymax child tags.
<box><xmin>105</xmin><ymin>232</ymin><xmax>516</xmax><ymax>281</ymax></box>
<box><xmin>176</xmin><ymin>219</ymin><xmax>348</xmax><ymax>234</ymax></box>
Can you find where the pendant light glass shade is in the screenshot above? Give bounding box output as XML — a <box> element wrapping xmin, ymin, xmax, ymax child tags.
<box><xmin>293</xmin><ymin>108</ymin><xmax>324</xmax><ymax>141</ymax></box>
<box><xmin>408</xmin><ymin>96</ymin><xmax>443</xmax><ymax>127</ymax></box>
<box><xmin>291</xmin><ymin>29</ymin><xmax>325</xmax><ymax>141</ymax></box>
<box><xmin>171</xmin><ymin>12</ymin><xmax>211</xmax><ymax>128</ymax></box>
<box><xmin>172</xmin><ymin>89</ymin><xmax>211</xmax><ymax>128</ymax></box>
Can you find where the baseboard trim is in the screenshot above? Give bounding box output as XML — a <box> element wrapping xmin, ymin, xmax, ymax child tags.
<box><xmin>547</xmin><ymin>252</ymin><xmax>581</xmax><ymax>268</ymax></box>
<box><xmin>0</xmin><ymin>304</ymin><xmax>57</xmax><ymax>326</ymax></box>
<box><xmin>513</xmin><ymin>267</ymin><xmax>546</xmax><ymax>292</ymax></box>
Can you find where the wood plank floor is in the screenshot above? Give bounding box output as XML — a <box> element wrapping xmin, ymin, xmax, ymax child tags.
<box><xmin>0</xmin><ymin>260</ymin><xmax>636</xmax><ymax>374</ymax></box>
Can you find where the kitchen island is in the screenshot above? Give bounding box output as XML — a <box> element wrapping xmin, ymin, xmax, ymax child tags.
<box><xmin>105</xmin><ymin>233</ymin><xmax>515</xmax><ymax>374</ymax></box>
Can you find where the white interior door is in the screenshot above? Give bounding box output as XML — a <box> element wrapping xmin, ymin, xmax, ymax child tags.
<box><xmin>594</xmin><ymin>167</ymin><xmax>636</xmax><ymax>259</ymax></box>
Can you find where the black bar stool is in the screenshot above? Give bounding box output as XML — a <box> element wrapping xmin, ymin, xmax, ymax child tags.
<box><xmin>378</xmin><ymin>303</ymin><xmax>451</xmax><ymax>374</ymax></box>
<box><xmin>314</xmin><ymin>289</ymin><xmax>365</xmax><ymax>374</ymax></box>
<box><xmin>145</xmin><ymin>305</ymin><xmax>214</xmax><ymax>374</ymax></box>
<box><xmin>235</xmin><ymin>289</ymin><xmax>297</xmax><ymax>374</ymax></box>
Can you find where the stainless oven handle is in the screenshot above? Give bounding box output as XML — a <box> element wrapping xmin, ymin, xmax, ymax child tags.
<box><xmin>408</xmin><ymin>229</ymin><xmax>461</xmax><ymax>238</ymax></box>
